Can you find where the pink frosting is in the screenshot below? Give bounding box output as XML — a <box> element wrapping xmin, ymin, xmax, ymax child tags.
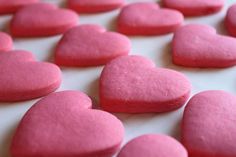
<box><xmin>100</xmin><ymin>55</ymin><xmax>191</xmax><ymax>113</ymax></box>
<box><xmin>163</xmin><ymin>0</ymin><xmax>225</xmax><ymax>16</ymax></box>
<box><xmin>68</xmin><ymin>0</ymin><xmax>125</xmax><ymax>13</ymax></box>
<box><xmin>182</xmin><ymin>90</ymin><xmax>236</xmax><ymax>157</ymax></box>
<box><xmin>118</xmin><ymin>134</ymin><xmax>187</xmax><ymax>157</ymax></box>
<box><xmin>0</xmin><ymin>50</ymin><xmax>61</xmax><ymax>101</ymax></box>
<box><xmin>11</xmin><ymin>91</ymin><xmax>124</xmax><ymax>157</ymax></box>
<box><xmin>10</xmin><ymin>3</ymin><xmax>78</xmax><ymax>37</ymax></box>
<box><xmin>172</xmin><ymin>24</ymin><xmax>236</xmax><ymax>68</ymax></box>
<box><xmin>55</xmin><ymin>24</ymin><xmax>130</xmax><ymax>67</ymax></box>
<box><xmin>0</xmin><ymin>32</ymin><xmax>13</xmax><ymax>52</ymax></box>
<box><xmin>117</xmin><ymin>2</ymin><xmax>184</xmax><ymax>35</ymax></box>
<box><xmin>0</xmin><ymin>0</ymin><xmax>39</xmax><ymax>14</ymax></box>
<box><xmin>225</xmin><ymin>4</ymin><xmax>236</xmax><ymax>37</ymax></box>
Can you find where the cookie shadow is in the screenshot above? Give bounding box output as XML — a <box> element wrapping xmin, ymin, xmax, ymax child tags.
<box><xmin>59</xmin><ymin>0</ymin><xmax>67</xmax><ymax>8</ymax></box>
<box><xmin>45</xmin><ymin>38</ymin><xmax>59</xmax><ymax>63</ymax></box>
<box><xmin>0</xmin><ymin>15</ymin><xmax>12</xmax><ymax>33</ymax></box>
<box><xmin>12</xmin><ymin>34</ymin><xmax>61</xmax><ymax>63</ymax></box>
<box><xmin>159</xmin><ymin>41</ymin><xmax>192</xmax><ymax>71</ymax></box>
<box><xmin>159</xmin><ymin>41</ymin><xmax>187</xmax><ymax>72</ymax></box>
<box><xmin>107</xmin><ymin>16</ymin><xmax>117</xmax><ymax>31</ymax></box>
<box><xmin>169</xmin><ymin>115</ymin><xmax>182</xmax><ymax>140</ymax></box>
<box><xmin>87</xmin><ymin>77</ymin><xmax>100</xmax><ymax>109</ymax></box>
<box><xmin>114</xmin><ymin>109</ymin><xmax>183</xmax><ymax>141</ymax></box>
<box><xmin>0</xmin><ymin>123</ymin><xmax>18</xmax><ymax>157</ymax></box>
<box><xmin>216</xmin><ymin>18</ymin><xmax>229</xmax><ymax>35</ymax></box>
<box><xmin>159</xmin><ymin>41</ymin><xmax>172</xmax><ymax>67</ymax></box>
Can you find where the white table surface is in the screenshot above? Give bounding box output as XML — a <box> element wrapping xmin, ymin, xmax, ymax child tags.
<box><xmin>0</xmin><ymin>0</ymin><xmax>236</xmax><ymax>156</ymax></box>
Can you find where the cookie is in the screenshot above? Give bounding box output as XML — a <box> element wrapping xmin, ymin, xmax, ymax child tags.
<box><xmin>117</xmin><ymin>2</ymin><xmax>184</xmax><ymax>35</ymax></box>
<box><xmin>182</xmin><ymin>90</ymin><xmax>236</xmax><ymax>157</ymax></box>
<box><xmin>225</xmin><ymin>4</ymin><xmax>236</xmax><ymax>37</ymax></box>
<box><xmin>68</xmin><ymin>0</ymin><xmax>124</xmax><ymax>13</ymax></box>
<box><xmin>0</xmin><ymin>0</ymin><xmax>38</xmax><ymax>14</ymax></box>
<box><xmin>163</xmin><ymin>0</ymin><xmax>224</xmax><ymax>16</ymax></box>
<box><xmin>100</xmin><ymin>55</ymin><xmax>191</xmax><ymax>113</ymax></box>
<box><xmin>11</xmin><ymin>91</ymin><xmax>124</xmax><ymax>157</ymax></box>
<box><xmin>55</xmin><ymin>24</ymin><xmax>131</xmax><ymax>67</ymax></box>
<box><xmin>0</xmin><ymin>32</ymin><xmax>13</xmax><ymax>52</ymax></box>
<box><xmin>118</xmin><ymin>134</ymin><xmax>187</xmax><ymax>157</ymax></box>
<box><xmin>10</xmin><ymin>3</ymin><xmax>78</xmax><ymax>37</ymax></box>
<box><xmin>172</xmin><ymin>24</ymin><xmax>236</xmax><ymax>68</ymax></box>
<box><xmin>0</xmin><ymin>50</ymin><xmax>61</xmax><ymax>101</ymax></box>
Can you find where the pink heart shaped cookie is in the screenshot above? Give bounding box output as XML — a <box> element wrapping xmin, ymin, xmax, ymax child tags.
<box><xmin>163</xmin><ymin>0</ymin><xmax>225</xmax><ymax>16</ymax></box>
<box><xmin>55</xmin><ymin>24</ymin><xmax>131</xmax><ymax>67</ymax></box>
<box><xmin>68</xmin><ymin>0</ymin><xmax>125</xmax><ymax>13</ymax></box>
<box><xmin>172</xmin><ymin>24</ymin><xmax>236</xmax><ymax>68</ymax></box>
<box><xmin>0</xmin><ymin>50</ymin><xmax>61</xmax><ymax>101</ymax></box>
<box><xmin>182</xmin><ymin>90</ymin><xmax>236</xmax><ymax>157</ymax></box>
<box><xmin>11</xmin><ymin>91</ymin><xmax>124</xmax><ymax>157</ymax></box>
<box><xmin>118</xmin><ymin>134</ymin><xmax>187</xmax><ymax>157</ymax></box>
<box><xmin>225</xmin><ymin>4</ymin><xmax>236</xmax><ymax>37</ymax></box>
<box><xmin>117</xmin><ymin>2</ymin><xmax>184</xmax><ymax>35</ymax></box>
<box><xmin>10</xmin><ymin>3</ymin><xmax>78</xmax><ymax>37</ymax></box>
<box><xmin>0</xmin><ymin>0</ymin><xmax>38</xmax><ymax>14</ymax></box>
<box><xmin>99</xmin><ymin>55</ymin><xmax>191</xmax><ymax>113</ymax></box>
<box><xmin>0</xmin><ymin>32</ymin><xmax>13</xmax><ymax>52</ymax></box>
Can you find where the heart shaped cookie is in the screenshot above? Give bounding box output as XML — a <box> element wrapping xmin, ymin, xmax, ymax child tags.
<box><xmin>118</xmin><ymin>134</ymin><xmax>187</xmax><ymax>157</ymax></box>
<box><xmin>0</xmin><ymin>50</ymin><xmax>61</xmax><ymax>101</ymax></box>
<box><xmin>172</xmin><ymin>24</ymin><xmax>236</xmax><ymax>68</ymax></box>
<box><xmin>11</xmin><ymin>91</ymin><xmax>124</xmax><ymax>157</ymax></box>
<box><xmin>0</xmin><ymin>32</ymin><xmax>13</xmax><ymax>52</ymax></box>
<box><xmin>10</xmin><ymin>3</ymin><xmax>78</xmax><ymax>37</ymax></box>
<box><xmin>0</xmin><ymin>0</ymin><xmax>38</xmax><ymax>14</ymax></box>
<box><xmin>182</xmin><ymin>90</ymin><xmax>236</xmax><ymax>157</ymax></box>
<box><xmin>55</xmin><ymin>24</ymin><xmax>131</xmax><ymax>67</ymax></box>
<box><xmin>99</xmin><ymin>55</ymin><xmax>191</xmax><ymax>113</ymax></box>
<box><xmin>163</xmin><ymin>0</ymin><xmax>225</xmax><ymax>16</ymax></box>
<box><xmin>68</xmin><ymin>0</ymin><xmax>125</xmax><ymax>13</ymax></box>
<box><xmin>117</xmin><ymin>2</ymin><xmax>184</xmax><ymax>35</ymax></box>
<box><xmin>225</xmin><ymin>4</ymin><xmax>236</xmax><ymax>37</ymax></box>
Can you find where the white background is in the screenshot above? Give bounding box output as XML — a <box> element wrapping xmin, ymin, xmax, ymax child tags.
<box><xmin>0</xmin><ymin>0</ymin><xmax>236</xmax><ymax>156</ymax></box>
